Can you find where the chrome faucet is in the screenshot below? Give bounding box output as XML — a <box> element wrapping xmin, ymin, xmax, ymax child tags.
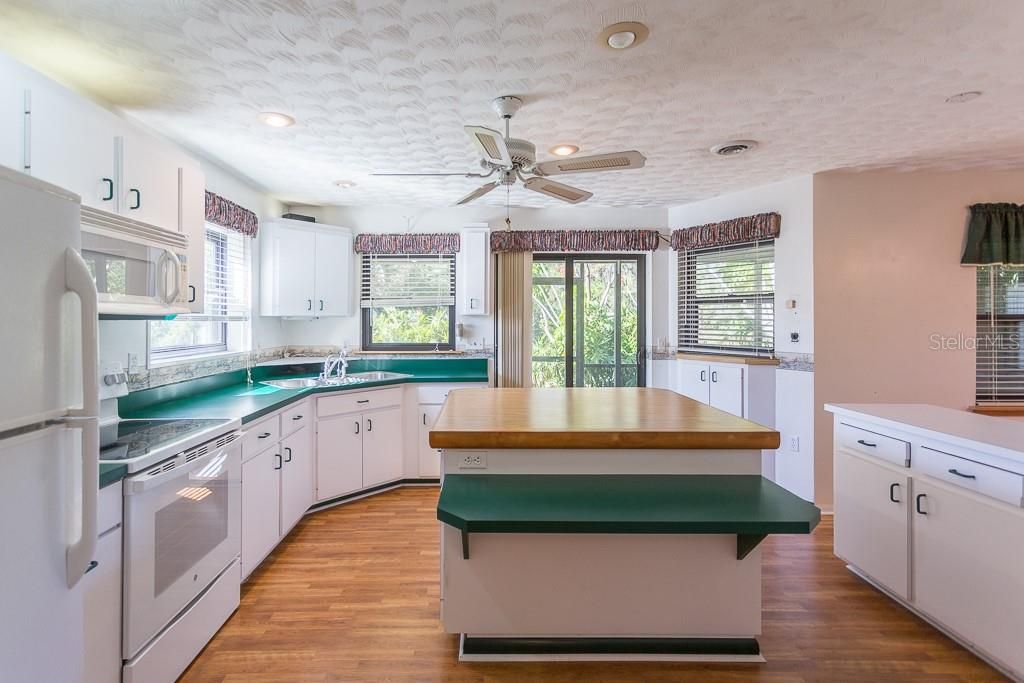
<box><xmin>319</xmin><ymin>350</ymin><xmax>350</xmax><ymax>381</ymax></box>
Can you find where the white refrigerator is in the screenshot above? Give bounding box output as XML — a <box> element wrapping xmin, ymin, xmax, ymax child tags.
<box><xmin>0</xmin><ymin>165</ymin><xmax>101</xmax><ymax>681</ymax></box>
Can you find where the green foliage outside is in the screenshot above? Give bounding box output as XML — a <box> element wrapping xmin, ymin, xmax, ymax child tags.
<box><xmin>532</xmin><ymin>260</ymin><xmax>639</xmax><ymax>387</ymax></box>
<box><xmin>370</xmin><ymin>305</ymin><xmax>450</xmax><ymax>345</ymax></box>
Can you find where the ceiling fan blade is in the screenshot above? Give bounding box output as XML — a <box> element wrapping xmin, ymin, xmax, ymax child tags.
<box><xmin>372</xmin><ymin>172</ymin><xmax>486</xmax><ymax>177</ymax></box>
<box><xmin>464</xmin><ymin>125</ymin><xmax>512</xmax><ymax>167</ymax></box>
<box><xmin>523</xmin><ymin>177</ymin><xmax>592</xmax><ymax>204</ymax></box>
<box><xmin>533</xmin><ymin>150</ymin><xmax>646</xmax><ymax>176</ymax></box>
<box><xmin>456</xmin><ymin>181</ymin><xmax>499</xmax><ymax>206</ymax></box>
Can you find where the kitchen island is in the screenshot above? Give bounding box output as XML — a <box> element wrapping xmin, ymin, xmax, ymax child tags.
<box><xmin>430</xmin><ymin>387</ymin><xmax>819</xmax><ymax>662</ymax></box>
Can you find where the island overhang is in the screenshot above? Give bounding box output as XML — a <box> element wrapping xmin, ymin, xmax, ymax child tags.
<box><xmin>429</xmin><ymin>387</ymin><xmax>780</xmax><ymax>450</ymax></box>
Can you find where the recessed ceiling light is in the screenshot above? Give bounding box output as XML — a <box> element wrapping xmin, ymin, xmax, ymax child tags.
<box><xmin>598</xmin><ymin>22</ymin><xmax>649</xmax><ymax>51</ymax></box>
<box><xmin>334</xmin><ymin>179</ymin><xmax>356</xmax><ymax>188</ymax></box>
<box><xmin>549</xmin><ymin>144</ymin><xmax>579</xmax><ymax>157</ymax></box>
<box><xmin>257</xmin><ymin>111</ymin><xmax>295</xmax><ymax>127</ymax></box>
<box><xmin>710</xmin><ymin>140</ymin><xmax>759</xmax><ymax>157</ymax></box>
<box><xmin>945</xmin><ymin>91</ymin><xmax>982</xmax><ymax>104</ymax></box>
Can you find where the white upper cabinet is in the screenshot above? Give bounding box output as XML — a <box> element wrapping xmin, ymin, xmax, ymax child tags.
<box><xmin>0</xmin><ymin>55</ymin><xmax>25</xmax><ymax>171</ymax></box>
<box><xmin>260</xmin><ymin>220</ymin><xmax>353</xmax><ymax>318</ymax></box>
<box><xmin>458</xmin><ymin>226</ymin><xmax>490</xmax><ymax>315</ymax></box>
<box><xmin>178</xmin><ymin>165</ymin><xmax>206</xmax><ymax>313</ymax></box>
<box><xmin>120</xmin><ymin>129</ymin><xmax>182</xmax><ymax>231</ymax></box>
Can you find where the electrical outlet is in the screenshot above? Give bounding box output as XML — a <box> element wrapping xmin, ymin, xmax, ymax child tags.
<box><xmin>789</xmin><ymin>436</ymin><xmax>800</xmax><ymax>452</ymax></box>
<box><xmin>458</xmin><ymin>452</ymin><xmax>487</xmax><ymax>469</ymax></box>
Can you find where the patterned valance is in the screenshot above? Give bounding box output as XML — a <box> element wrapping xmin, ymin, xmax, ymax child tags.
<box><xmin>490</xmin><ymin>229</ymin><xmax>660</xmax><ymax>253</ymax></box>
<box><xmin>205</xmin><ymin>191</ymin><xmax>258</xmax><ymax>237</ymax></box>
<box><xmin>354</xmin><ymin>233</ymin><xmax>461</xmax><ymax>255</ymax></box>
<box><xmin>670</xmin><ymin>212</ymin><xmax>781</xmax><ymax>251</ymax></box>
<box><xmin>961</xmin><ymin>203</ymin><xmax>1024</xmax><ymax>265</ymax></box>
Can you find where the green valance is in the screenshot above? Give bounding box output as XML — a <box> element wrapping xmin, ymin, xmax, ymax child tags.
<box><xmin>961</xmin><ymin>203</ymin><xmax>1024</xmax><ymax>265</ymax></box>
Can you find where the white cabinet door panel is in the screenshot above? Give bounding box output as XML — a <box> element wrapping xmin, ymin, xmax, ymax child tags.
<box><xmin>418</xmin><ymin>404</ymin><xmax>444</xmax><ymax>478</ymax></box>
<box><xmin>270</xmin><ymin>226</ymin><xmax>317</xmax><ymax>316</ymax></box>
<box><xmin>178</xmin><ymin>164</ymin><xmax>205</xmax><ymax>313</ymax></box>
<box><xmin>458</xmin><ymin>227</ymin><xmax>489</xmax><ymax>315</ymax></box>
<box><xmin>0</xmin><ymin>59</ymin><xmax>24</xmax><ymax>171</ymax></box>
<box><xmin>709</xmin><ymin>364</ymin><xmax>744</xmax><ymax>417</ymax></box>
<box><xmin>121</xmin><ymin>131</ymin><xmax>181</xmax><ymax>231</ymax></box>
<box><xmin>314</xmin><ymin>230</ymin><xmax>353</xmax><ymax>316</ymax></box>
<box><xmin>912</xmin><ymin>478</ymin><xmax>1024</xmax><ymax>674</ymax></box>
<box><xmin>83</xmin><ymin>528</ymin><xmax>122</xmax><ymax>683</ymax></box>
<box><xmin>678</xmin><ymin>361</ymin><xmax>710</xmax><ymax>403</ymax></box>
<box><xmin>241</xmin><ymin>447</ymin><xmax>282</xmax><ymax>579</ymax></box>
<box><xmin>316</xmin><ymin>414</ymin><xmax>363</xmax><ymax>500</ymax></box>
<box><xmin>363</xmin><ymin>407</ymin><xmax>403</xmax><ymax>487</ymax></box>
<box><xmin>834</xmin><ymin>450</ymin><xmax>910</xmax><ymax>600</ymax></box>
<box><xmin>280</xmin><ymin>426</ymin><xmax>314</xmax><ymax>533</ymax></box>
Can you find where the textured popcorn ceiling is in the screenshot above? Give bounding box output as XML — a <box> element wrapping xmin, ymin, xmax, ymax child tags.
<box><xmin>3</xmin><ymin>0</ymin><xmax>1024</xmax><ymax>208</ymax></box>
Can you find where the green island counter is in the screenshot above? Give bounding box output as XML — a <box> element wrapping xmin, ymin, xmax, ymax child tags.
<box><xmin>430</xmin><ymin>387</ymin><xmax>820</xmax><ymax>662</ymax></box>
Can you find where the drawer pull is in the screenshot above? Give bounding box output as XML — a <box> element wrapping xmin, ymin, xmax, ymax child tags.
<box><xmin>258</xmin><ymin>432</ymin><xmax>272</xmax><ymax>439</ymax></box>
<box><xmin>889</xmin><ymin>482</ymin><xmax>901</xmax><ymax>503</ymax></box>
<box><xmin>915</xmin><ymin>493</ymin><xmax>928</xmax><ymax>515</ymax></box>
<box><xmin>291</xmin><ymin>415</ymin><xmax>303</xmax><ymax>421</ymax></box>
<box><xmin>856</xmin><ymin>439</ymin><xmax>877</xmax><ymax>447</ymax></box>
<box><xmin>947</xmin><ymin>468</ymin><xmax>976</xmax><ymax>480</ymax></box>
<box><xmin>357</xmin><ymin>399</ymin><xmax>370</xmax><ymax>404</ymax></box>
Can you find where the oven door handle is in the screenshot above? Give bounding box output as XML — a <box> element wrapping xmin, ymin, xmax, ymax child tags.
<box><xmin>124</xmin><ymin>432</ymin><xmax>243</xmax><ymax>495</ymax></box>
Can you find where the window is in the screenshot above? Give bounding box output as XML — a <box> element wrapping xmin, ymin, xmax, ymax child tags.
<box><xmin>149</xmin><ymin>224</ymin><xmax>251</xmax><ymax>362</ymax></box>
<box><xmin>677</xmin><ymin>241</ymin><xmax>775</xmax><ymax>356</ymax></box>
<box><xmin>360</xmin><ymin>254</ymin><xmax>456</xmax><ymax>350</ymax></box>
<box><xmin>976</xmin><ymin>265</ymin><xmax>1024</xmax><ymax>402</ymax></box>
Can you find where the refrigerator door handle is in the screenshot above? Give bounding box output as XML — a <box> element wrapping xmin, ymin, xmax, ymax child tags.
<box><xmin>66</xmin><ymin>417</ymin><xmax>99</xmax><ymax>588</ymax></box>
<box><xmin>64</xmin><ymin>247</ymin><xmax>99</xmax><ymax>418</ymax></box>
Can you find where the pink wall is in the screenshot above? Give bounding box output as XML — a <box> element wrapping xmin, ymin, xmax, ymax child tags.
<box><xmin>812</xmin><ymin>170</ymin><xmax>1024</xmax><ymax>508</ymax></box>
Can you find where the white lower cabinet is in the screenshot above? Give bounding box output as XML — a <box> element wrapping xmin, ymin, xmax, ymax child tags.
<box><xmin>418</xmin><ymin>404</ymin><xmax>444</xmax><ymax>478</ymax></box>
<box><xmin>281</xmin><ymin>426</ymin><xmax>315</xmax><ymax>532</ymax></box>
<box><xmin>317</xmin><ymin>401</ymin><xmax>403</xmax><ymax>499</ymax></box>
<box><xmin>362</xmin><ymin>407</ymin><xmax>403</xmax><ymax>488</ymax></box>
<box><xmin>84</xmin><ymin>484</ymin><xmax>123</xmax><ymax>683</ymax></box>
<box><xmin>834</xmin><ymin>449</ymin><xmax>910</xmax><ymax>600</ymax></box>
<box><xmin>241</xmin><ymin>446</ymin><xmax>283</xmax><ymax>578</ymax></box>
<box><xmin>912</xmin><ymin>477</ymin><xmax>1024</xmax><ymax>675</ymax></box>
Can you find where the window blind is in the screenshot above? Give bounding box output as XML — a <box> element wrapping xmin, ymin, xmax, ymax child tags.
<box><xmin>677</xmin><ymin>241</ymin><xmax>775</xmax><ymax>356</ymax></box>
<box><xmin>976</xmin><ymin>265</ymin><xmax>1024</xmax><ymax>402</ymax></box>
<box><xmin>183</xmin><ymin>224</ymin><xmax>251</xmax><ymax>321</ymax></box>
<box><xmin>360</xmin><ymin>254</ymin><xmax>456</xmax><ymax>308</ymax></box>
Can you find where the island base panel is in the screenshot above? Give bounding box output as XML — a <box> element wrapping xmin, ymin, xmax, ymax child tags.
<box><xmin>441</xmin><ymin>448</ymin><xmax>763</xmax><ymax>475</ymax></box>
<box><xmin>458</xmin><ymin>635</ymin><xmax>765</xmax><ymax>662</ymax></box>
<box><xmin>441</xmin><ymin>528</ymin><xmax>761</xmax><ymax>637</ymax></box>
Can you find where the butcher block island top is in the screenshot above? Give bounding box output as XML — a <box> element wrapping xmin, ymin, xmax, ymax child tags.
<box><xmin>429</xmin><ymin>387</ymin><xmax>780</xmax><ymax>450</ymax></box>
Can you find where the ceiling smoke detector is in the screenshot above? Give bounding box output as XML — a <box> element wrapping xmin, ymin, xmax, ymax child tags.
<box><xmin>598</xmin><ymin>22</ymin><xmax>649</xmax><ymax>51</ymax></box>
<box><xmin>710</xmin><ymin>140</ymin><xmax>759</xmax><ymax>157</ymax></box>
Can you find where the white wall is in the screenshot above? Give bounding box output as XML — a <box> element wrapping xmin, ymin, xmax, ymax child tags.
<box><xmin>668</xmin><ymin>175</ymin><xmax>815</xmax><ymax>501</ymax></box>
<box><xmin>279</xmin><ymin>204</ymin><xmax>669</xmax><ymax>352</ymax></box>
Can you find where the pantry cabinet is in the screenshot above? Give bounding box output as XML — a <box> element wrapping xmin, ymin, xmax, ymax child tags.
<box><xmin>260</xmin><ymin>220</ymin><xmax>354</xmax><ymax>317</ymax></box>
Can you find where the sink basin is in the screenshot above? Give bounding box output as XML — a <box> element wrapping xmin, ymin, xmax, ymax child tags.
<box><xmin>320</xmin><ymin>376</ymin><xmax>367</xmax><ymax>386</ymax></box>
<box><xmin>346</xmin><ymin>371</ymin><xmax>413</xmax><ymax>382</ymax></box>
<box><xmin>261</xmin><ymin>378</ymin><xmax>323</xmax><ymax>389</ymax></box>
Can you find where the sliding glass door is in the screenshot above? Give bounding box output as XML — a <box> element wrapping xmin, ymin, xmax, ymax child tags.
<box><xmin>532</xmin><ymin>254</ymin><xmax>645</xmax><ymax>387</ymax></box>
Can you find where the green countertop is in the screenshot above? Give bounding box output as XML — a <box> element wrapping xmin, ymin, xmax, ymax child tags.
<box><xmin>437</xmin><ymin>474</ymin><xmax>821</xmax><ymax>559</ymax></box>
<box><xmin>100</xmin><ymin>462</ymin><xmax>128</xmax><ymax>489</ymax></box>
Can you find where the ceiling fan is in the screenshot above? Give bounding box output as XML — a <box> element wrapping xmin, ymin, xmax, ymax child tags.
<box><xmin>371</xmin><ymin>96</ymin><xmax>646</xmax><ymax>205</ymax></box>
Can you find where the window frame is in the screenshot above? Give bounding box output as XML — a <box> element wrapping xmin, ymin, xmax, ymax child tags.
<box><xmin>975</xmin><ymin>265</ymin><xmax>1024</xmax><ymax>403</ymax></box>
<box><xmin>360</xmin><ymin>253</ymin><xmax>457</xmax><ymax>352</ymax></box>
<box><xmin>677</xmin><ymin>240</ymin><xmax>775</xmax><ymax>357</ymax></box>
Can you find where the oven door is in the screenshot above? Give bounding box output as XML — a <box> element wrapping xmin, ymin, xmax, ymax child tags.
<box><xmin>122</xmin><ymin>438</ymin><xmax>241</xmax><ymax>658</ymax></box>
<box><xmin>81</xmin><ymin>228</ymin><xmax>188</xmax><ymax>316</ymax></box>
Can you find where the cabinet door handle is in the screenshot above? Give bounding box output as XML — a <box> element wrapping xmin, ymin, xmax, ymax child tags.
<box><xmin>319</xmin><ymin>299</ymin><xmax>324</xmax><ymax>311</ymax></box>
<box><xmin>700</xmin><ymin>370</ymin><xmax>706</xmax><ymax>382</ymax></box>
<box><xmin>101</xmin><ymin>178</ymin><xmax>114</xmax><ymax>201</ymax></box>
<box><xmin>128</xmin><ymin>188</ymin><xmax>141</xmax><ymax>210</ymax></box>
<box><xmin>274</xmin><ymin>453</ymin><xmax>282</xmax><ymax>470</ymax></box>
<box><xmin>292</xmin><ymin>415</ymin><xmax>303</xmax><ymax>421</ymax></box>
<box><xmin>188</xmin><ymin>284</ymin><xmax>196</xmax><ymax>303</ymax></box>
<box><xmin>366</xmin><ymin>418</ymin><xmax>373</xmax><ymax>432</ymax></box>
<box><xmin>947</xmin><ymin>468</ymin><xmax>976</xmax><ymax>480</ymax></box>
<box><xmin>84</xmin><ymin>560</ymin><xmax>99</xmax><ymax>574</ymax></box>
<box><xmin>354</xmin><ymin>421</ymin><xmax>360</xmax><ymax>435</ymax></box>
<box><xmin>258</xmin><ymin>432</ymin><xmax>272</xmax><ymax>439</ymax></box>
<box><xmin>711</xmin><ymin>370</ymin><xmax>718</xmax><ymax>383</ymax></box>
<box><xmin>889</xmin><ymin>482</ymin><xmax>901</xmax><ymax>503</ymax></box>
<box><xmin>284</xmin><ymin>446</ymin><xmax>293</xmax><ymax>463</ymax></box>
<box><xmin>423</xmin><ymin>413</ymin><xmax>427</xmax><ymax>425</ymax></box>
<box><xmin>307</xmin><ymin>299</ymin><xmax>313</xmax><ymax>311</ymax></box>
<box><xmin>357</xmin><ymin>399</ymin><xmax>370</xmax><ymax>404</ymax></box>
<box><xmin>915</xmin><ymin>493</ymin><xmax>928</xmax><ymax>515</ymax></box>
<box><xmin>856</xmin><ymin>439</ymin><xmax>877</xmax><ymax>448</ymax></box>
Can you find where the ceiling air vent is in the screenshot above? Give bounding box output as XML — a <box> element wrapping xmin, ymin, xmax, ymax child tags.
<box><xmin>711</xmin><ymin>140</ymin><xmax>759</xmax><ymax>157</ymax></box>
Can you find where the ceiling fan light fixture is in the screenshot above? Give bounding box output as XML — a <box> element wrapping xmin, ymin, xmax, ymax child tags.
<box><xmin>550</xmin><ymin>144</ymin><xmax>579</xmax><ymax>157</ymax></box>
<box><xmin>257</xmin><ymin>111</ymin><xmax>295</xmax><ymax>128</ymax></box>
<box><xmin>598</xmin><ymin>22</ymin><xmax>649</xmax><ymax>51</ymax></box>
<box><xmin>710</xmin><ymin>140</ymin><xmax>759</xmax><ymax>157</ymax></box>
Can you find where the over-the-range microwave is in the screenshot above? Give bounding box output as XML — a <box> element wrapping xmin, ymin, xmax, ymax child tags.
<box><xmin>79</xmin><ymin>206</ymin><xmax>191</xmax><ymax>318</ymax></box>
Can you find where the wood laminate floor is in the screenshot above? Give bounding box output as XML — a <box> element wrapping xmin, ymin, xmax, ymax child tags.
<box><xmin>180</xmin><ymin>487</ymin><xmax>1006</xmax><ymax>683</ymax></box>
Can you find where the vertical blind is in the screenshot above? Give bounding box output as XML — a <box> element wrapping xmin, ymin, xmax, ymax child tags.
<box><xmin>976</xmin><ymin>265</ymin><xmax>1024</xmax><ymax>402</ymax></box>
<box><xmin>360</xmin><ymin>254</ymin><xmax>456</xmax><ymax>308</ymax></box>
<box><xmin>677</xmin><ymin>241</ymin><xmax>775</xmax><ymax>356</ymax></box>
<box><xmin>184</xmin><ymin>224</ymin><xmax>251</xmax><ymax>321</ymax></box>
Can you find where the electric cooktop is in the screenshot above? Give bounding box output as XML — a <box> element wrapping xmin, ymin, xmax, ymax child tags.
<box><xmin>99</xmin><ymin>418</ymin><xmax>238</xmax><ymax>472</ymax></box>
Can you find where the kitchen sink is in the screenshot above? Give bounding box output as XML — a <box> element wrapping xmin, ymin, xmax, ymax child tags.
<box><xmin>346</xmin><ymin>371</ymin><xmax>413</xmax><ymax>382</ymax></box>
<box><xmin>260</xmin><ymin>378</ymin><xmax>324</xmax><ymax>389</ymax></box>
